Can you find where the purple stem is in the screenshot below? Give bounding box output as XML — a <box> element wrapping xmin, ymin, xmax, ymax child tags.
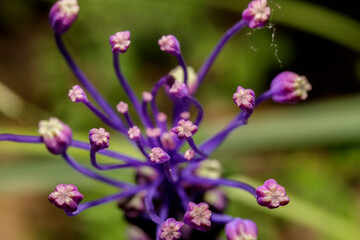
<box><xmin>187</xmin><ymin>137</ymin><xmax>207</xmax><ymax>158</ymax></box>
<box><xmin>0</xmin><ymin>134</ymin><xmax>42</xmax><ymax>143</ymax></box>
<box><xmin>255</xmin><ymin>90</ymin><xmax>273</xmax><ymax>106</ymax></box>
<box><xmin>84</xmin><ymin>101</ymin><xmax>126</xmax><ymax>133</ymax></box>
<box><xmin>66</xmin><ymin>185</ymin><xmax>148</xmax><ymax>216</ymax></box>
<box><xmin>163</xmin><ymin>160</ymin><xmax>178</xmax><ymax>183</ymax></box>
<box><xmin>90</xmin><ymin>148</ymin><xmax>150</xmax><ymax>170</ymax></box>
<box><xmin>62</xmin><ymin>152</ymin><xmax>132</xmax><ymax>188</ymax></box>
<box><xmin>182</xmin><ymin>176</ymin><xmax>256</xmax><ymax>197</ymax></box>
<box><xmin>176</xmin><ymin>53</ymin><xmax>188</xmax><ymax>85</ymax></box>
<box><xmin>113</xmin><ymin>53</ymin><xmax>150</xmax><ymax>128</ymax></box>
<box><xmin>71</xmin><ymin>140</ymin><xmax>147</xmax><ymax>164</ymax></box>
<box><xmin>141</xmin><ymin>100</ymin><xmax>155</xmax><ymax>128</ymax></box>
<box><xmin>123</xmin><ymin>112</ymin><xmax>135</xmax><ymax>127</ymax></box>
<box><xmin>150</xmin><ymin>76</ymin><xmax>167</xmax><ymax>129</ymax></box>
<box><xmin>174</xmin><ymin>182</ymin><xmax>189</xmax><ymax>210</ymax></box>
<box><xmin>55</xmin><ymin>34</ymin><xmax>120</xmax><ymax>121</ymax></box>
<box><xmin>144</xmin><ymin>177</ymin><xmax>164</xmax><ymax>225</ymax></box>
<box><xmin>211</xmin><ymin>213</ymin><xmax>234</xmax><ymax>224</ymax></box>
<box><xmin>186</xmin><ymin>95</ymin><xmax>203</xmax><ymax>126</ymax></box>
<box><xmin>196</xmin><ymin>20</ymin><xmax>247</xmax><ymax>90</ymax></box>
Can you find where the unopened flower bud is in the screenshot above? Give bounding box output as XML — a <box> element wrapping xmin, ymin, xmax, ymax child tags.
<box><xmin>118</xmin><ymin>190</ymin><xmax>146</xmax><ymax>218</ymax></box>
<box><xmin>158</xmin><ymin>35</ymin><xmax>180</xmax><ymax>56</ymax></box>
<box><xmin>225</xmin><ymin>218</ymin><xmax>258</xmax><ymax>240</ymax></box>
<box><xmin>256</xmin><ymin>179</ymin><xmax>289</xmax><ymax>209</ymax></box>
<box><xmin>127</xmin><ymin>225</ymin><xmax>152</xmax><ymax>240</ymax></box>
<box><xmin>160</xmin><ymin>131</ymin><xmax>176</xmax><ymax>150</ymax></box>
<box><xmin>233</xmin><ymin>86</ymin><xmax>255</xmax><ymax>114</ymax></box>
<box><xmin>48</xmin><ymin>184</ymin><xmax>83</xmax><ymax>212</ymax></box>
<box><xmin>169</xmin><ymin>81</ymin><xmax>188</xmax><ymax>98</ymax></box>
<box><xmin>242</xmin><ymin>0</ymin><xmax>270</xmax><ymax>29</ymax></box>
<box><xmin>116</xmin><ymin>101</ymin><xmax>129</xmax><ymax>114</ymax></box>
<box><xmin>68</xmin><ymin>85</ymin><xmax>87</xmax><ymax>103</ymax></box>
<box><xmin>135</xmin><ymin>166</ymin><xmax>158</xmax><ymax>185</ymax></box>
<box><xmin>89</xmin><ymin>128</ymin><xmax>110</xmax><ymax>151</ymax></box>
<box><xmin>49</xmin><ymin>0</ymin><xmax>79</xmax><ymax>34</ymax></box>
<box><xmin>169</xmin><ymin>66</ymin><xmax>198</xmax><ymax>94</ymax></box>
<box><xmin>146</xmin><ymin>128</ymin><xmax>161</xmax><ymax>138</ymax></box>
<box><xmin>128</xmin><ymin>126</ymin><xmax>141</xmax><ymax>141</ymax></box>
<box><xmin>171</xmin><ymin>119</ymin><xmax>198</xmax><ymax>139</ymax></box>
<box><xmin>158</xmin><ymin>218</ymin><xmax>184</xmax><ymax>240</ymax></box>
<box><xmin>109</xmin><ymin>31</ymin><xmax>131</xmax><ymax>53</ymax></box>
<box><xmin>180</xmin><ymin>111</ymin><xmax>190</xmax><ymax>120</ymax></box>
<box><xmin>204</xmin><ymin>188</ymin><xmax>227</xmax><ymax>212</ymax></box>
<box><xmin>270</xmin><ymin>71</ymin><xmax>312</xmax><ymax>104</ymax></box>
<box><xmin>157</xmin><ymin>112</ymin><xmax>168</xmax><ymax>122</ymax></box>
<box><xmin>142</xmin><ymin>91</ymin><xmax>153</xmax><ymax>102</ymax></box>
<box><xmin>148</xmin><ymin>147</ymin><xmax>170</xmax><ymax>164</ymax></box>
<box><xmin>195</xmin><ymin>159</ymin><xmax>223</xmax><ymax>179</ymax></box>
<box><xmin>38</xmin><ymin>117</ymin><xmax>72</xmax><ymax>154</ymax></box>
<box><xmin>183</xmin><ymin>202</ymin><xmax>212</xmax><ymax>232</ymax></box>
<box><xmin>184</xmin><ymin>149</ymin><xmax>194</xmax><ymax>161</ymax></box>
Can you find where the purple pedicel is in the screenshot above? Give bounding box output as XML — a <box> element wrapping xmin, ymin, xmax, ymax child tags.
<box><xmin>158</xmin><ymin>35</ymin><xmax>181</xmax><ymax>56</ymax></box>
<box><xmin>116</xmin><ymin>101</ymin><xmax>129</xmax><ymax>114</ymax></box>
<box><xmin>48</xmin><ymin>184</ymin><xmax>84</xmax><ymax>212</ymax></box>
<box><xmin>233</xmin><ymin>86</ymin><xmax>255</xmax><ymax>114</ymax></box>
<box><xmin>109</xmin><ymin>31</ymin><xmax>131</xmax><ymax>53</ymax></box>
<box><xmin>38</xmin><ymin>117</ymin><xmax>72</xmax><ymax>154</ymax></box>
<box><xmin>183</xmin><ymin>202</ymin><xmax>212</xmax><ymax>232</ymax></box>
<box><xmin>68</xmin><ymin>85</ymin><xmax>88</xmax><ymax>103</ymax></box>
<box><xmin>171</xmin><ymin>119</ymin><xmax>198</xmax><ymax>140</ymax></box>
<box><xmin>270</xmin><ymin>71</ymin><xmax>312</xmax><ymax>104</ymax></box>
<box><xmin>49</xmin><ymin>0</ymin><xmax>79</xmax><ymax>34</ymax></box>
<box><xmin>89</xmin><ymin>127</ymin><xmax>110</xmax><ymax>151</ymax></box>
<box><xmin>256</xmin><ymin>179</ymin><xmax>289</xmax><ymax>209</ymax></box>
<box><xmin>158</xmin><ymin>218</ymin><xmax>184</xmax><ymax>240</ymax></box>
<box><xmin>242</xmin><ymin>0</ymin><xmax>271</xmax><ymax>29</ymax></box>
<box><xmin>225</xmin><ymin>218</ymin><xmax>258</xmax><ymax>240</ymax></box>
<box><xmin>148</xmin><ymin>147</ymin><xmax>170</xmax><ymax>164</ymax></box>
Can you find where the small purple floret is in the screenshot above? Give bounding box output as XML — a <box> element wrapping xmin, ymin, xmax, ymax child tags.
<box><xmin>157</xmin><ymin>112</ymin><xmax>168</xmax><ymax>122</ymax></box>
<box><xmin>146</xmin><ymin>128</ymin><xmax>161</xmax><ymax>138</ymax></box>
<box><xmin>171</xmin><ymin>119</ymin><xmax>198</xmax><ymax>139</ymax></box>
<box><xmin>242</xmin><ymin>0</ymin><xmax>271</xmax><ymax>29</ymax></box>
<box><xmin>89</xmin><ymin>127</ymin><xmax>110</xmax><ymax>151</ymax></box>
<box><xmin>169</xmin><ymin>81</ymin><xmax>189</xmax><ymax>98</ymax></box>
<box><xmin>158</xmin><ymin>35</ymin><xmax>181</xmax><ymax>56</ymax></box>
<box><xmin>270</xmin><ymin>71</ymin><xmax>312</xmax><ymax>104</ymax></box>
<box><xmin>233</xmin><ymin>86</ymin><xmax>255</xmax><ymax>114</ymax></box>
<box><xmin>225</xmin><ymin>218</ymin><xmax>258</xmax><ymax>240</ymax></box>
<box><xmin>148</xmin><ymin>147</ymin><xmax>170</xmax><ymax>164</ymax></box>
<box><xmin>128</xmin><ymin>126</ymin><xmax>141</xmax><ymax>141</ymax></box>
<box><xmin>183</xmin><ymin>149</ymin><xmax>194</xmax><ymax>161</ymax></box>
<box><xmin>38</xmin><ymin>117</ymin><xmax>72</xmax><ymax>154</ymax></box>
<box><xmin>49</xmin><ymin>0</ymin><xmax>79</xmax><ymax>34</ymax></box>
<box><xmin>109</xmin><ymin>31</ymin><xmax>131</xmax><ymax>53</ymax></box>
<box><xmin>157</xmin><ymin>218</ymin><xmax>184</xmax><ymax>240</ymax></box>
<box><xmin>256</xmin><ymin>179</ymin><xmax>289</xmax><ymax>209</ymax></box>
<box><xmin>160</xmin><ymin>131</ymin><xmax>176</xmax><ymax>150</ymax></box>
<box><xmin>183</xmin><ymin>202</ymin><xmax>212</xmax><ymax>232</ymax></box>
<box><xmin>116</xmin><ymin>101</ymin><xmax>129</xmax><ymax>114</ymax></box>
<box><xmin>68</xmin><ymin>85</ymin><xmax>87</xmax><ymax>103</ymax></box>
<box><xmin>48</xmin><ymin>184</ymin><xmax>84</xmax><ymax>212</ymax></box>
<box><xmin>142</xmin><ymin>92</ymin><xmax>153</xmax><ymax>102</ymax></box>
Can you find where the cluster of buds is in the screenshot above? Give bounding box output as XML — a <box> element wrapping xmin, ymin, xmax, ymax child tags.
<box><xmin>0</xmin><ymin>0</ymin><xmax>311</xmax><ymax>239</ymax></box>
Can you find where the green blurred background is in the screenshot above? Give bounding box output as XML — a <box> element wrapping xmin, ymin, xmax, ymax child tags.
<box><xmin>0</xmin><ymin>0</ymin><xmax>359</xmax><ymax>239</ymax></box>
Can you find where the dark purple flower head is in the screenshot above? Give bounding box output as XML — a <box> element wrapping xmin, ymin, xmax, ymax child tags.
<box><xmin>38</xmin><ymin>117</ymin><xmax>72</xmax><ymax>154</ymax></box>
<box><xmin>48</xmin><ymin>184</ymin><xmax>84</xmax><ymax>212</ymax></box>
<box><xmin>225</xmin><ymin>218</ymin><xmax>258</xmax><ymax>240</ymax></box>
<box><xmin>256</xmin><ymin>179</ymin><xmax>289</xmax><ymax>209</ymax></box>
<box><xmin>158</xmin><ymin>35</ymin><xmax>181</xmax><ymax>56</ymax></box>
<box><xmin>171</xmin><ymin>119</ymin><xmax>198</xmax><ymax>139</ymax></box>
<box><xmin>109</xmin><ymin>31</ymin><xmax>131</xmax><ymax>53</ymax></box>
<box><xmin>49</xmin><ymin>0</ymin><xmax>79</xmax><ymax>34</ymax></box>
<box><xmin>157</xmin><ymin>218</ymin><xmax>184</xmax><ymax>240</ymax></box>
<box><xmin>89</xmin><ymin>127</ymin><xmax>110</xmax><ymax>151</ymax></box>
<box><xmin>270</xmin><ymin>71</ymin><xmax>312</xmax><ymax>104</ymax></box>
<box><xmin>148</xmin><ymin>147</ymin><xmax>170</xmax><ymax>164</ymax></box>
<box><xmin>233</xmin><ymin>86</ymin><xmax>255</xmax><ymax>114</ymax></box>
<box><xmin>183</xmin><ymin>202</ymin><xmax>212</xmax><ymax>232</ymax></box>
<box><xmin>128</xmin><ymin>126</ymin><xmax>141</xmax><ymax>141</ymax></box>
<box><xmin>242</xmin><ymin>0</ymin><xmax>271</xmax><ymax>29</ymax></box>
<box><xmin>169</xmin><ymin>81</ymin><xmax>189</xmax><ymax>98</ymax></box>
<box><xmin>116</xmin><ymin>101</ymin><xmax>129</xmax><ymax>114</ymax></box>
<box><xmin>68</xmin><ymin>85</ymin><xmax>87</xmax><ymax>103</ymax></box>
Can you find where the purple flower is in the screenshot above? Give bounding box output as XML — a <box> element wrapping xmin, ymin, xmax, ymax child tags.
<box><xmin>89</xmin><ymin>127</ymin><xmax>110</xmax><ymax>151</ymax></box>
<box><xmin>160</xmin><ymin>131</ymin><xmax>176</xmax><ymax>150</ymax></box>
<box><xmin>68</xmin><ymin>85</ymin><xmax>87</xmax><ymax>103</ymax></box>
<box><xmin>183</xmin><ymin>202</ymin><xmax>212</xmax><ymax>232</ymax></box>
<box><xmin>256</xmin><ymin>179</ymin><xmax>289</xmax><ymax>209</ymax></box>
<box><xmin>145</xmin><ymin>128</ymin><xmax>161</xmax><ymax>138</ymax></box>
<box><xmin>242</xmin><ymin>0</ymin><xmax>271</xmax><ymax>29</ymax></box>
<box><xmin>142</xmin><ymin>92</ymin><xmax>153</xmax><ymax>102</ymax></box>
<box><xmin>270</xmin><ymin>71</ymin><xmax>312</xmax><ymax>104</ymax></box>
<box><xmin>109</xmin><ymin>31</ymin><xmax>131</xmax><ymax>53</ymax></box>
<box><xmin>158</xmin><ymin>35</ymin><xmax>181</xmax><ymax>56</ymax></box>
<box><xmin>128</xmin><ymin>126</ymin><xmax>141</xmax><ymax>141</ymax></box>
<box><xmin>225</xmin><ymin>218</ymin><xmax>258</xmax><ymax>240</ymax></box>
<box><xmin>38</xmin><ymin>117</ymin><xmax>72</xmax><ymax>154</ymax></box>
<box><xmin>49</xmin><ymin>0</ymin><xmax>79</xmax><ymax>34</ymax></box>
<box><xmin>157</xmin><ymin>218</ymin><xmax>184</xmax><ymax>240</ymax></box>
<box><xmin>233</xmin><ymin>86</ymin><xmax>255</xmax><ymax>114</ymax></box>
<box><xmin>169</xmin><ymin>81</ymin><xmax>189</xmax><ymax>98</ymax></box>
<box><xmin>184</xmin><ymin>149</ymin><xmax>195</xmax><ymax>161</ymax></box>
<box><xmin>148</xmin><ymin>147</ymin><xmax>170</xmax><ymax>164</ymax></box>
<box><xmin>116</xmin><ymin>101</ymin><xmax>129</xmax><ymax>114</ymax></box>
<box><xmin>171</xmin><ymin>119</ymin><xmax>198</xmax><ymax>139</ymax></box>
<box><xmin>48</xmin><ymin>184</ymin><xmax>84</xmax><ymax>212</ymax></box>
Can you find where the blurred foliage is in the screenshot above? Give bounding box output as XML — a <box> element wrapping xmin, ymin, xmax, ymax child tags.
<box><xmin>0</xmin><ymin>0</ymin><xmax>359</xmax><ymax>240</ymax></box>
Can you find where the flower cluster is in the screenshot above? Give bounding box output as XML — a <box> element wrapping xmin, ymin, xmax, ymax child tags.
<box><xmin>0</xmin><ymin>0</ymin><xmax>312</xmax><ymax>239</ymax></box>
